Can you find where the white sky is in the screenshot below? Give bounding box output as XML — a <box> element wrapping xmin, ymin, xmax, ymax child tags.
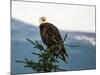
<box><xmin>12</xmin><ymin>1</ymin><xmax>95</xmax><ymax>32</ymax></box>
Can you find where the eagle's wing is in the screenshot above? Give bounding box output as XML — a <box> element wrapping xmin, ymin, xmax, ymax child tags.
<box><xmin>47</xmin><ymin>23</ymin><xmax>68</xmax><ymax>57</ymax></box>
<box><xmin>47</xmin><ymin>23</ymin><xmax>62</xmax><ymax>43</ymax></box>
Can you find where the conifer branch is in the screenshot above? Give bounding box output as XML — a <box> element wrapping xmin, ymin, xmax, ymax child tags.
<box><xmin>16</xmin><ymin>33</ymin><xmax>77</xmax><ymax>72</ymax></box>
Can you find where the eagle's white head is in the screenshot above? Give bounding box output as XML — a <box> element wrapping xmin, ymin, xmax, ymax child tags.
<box><xmin>39</xmin><ymin>16</ymin><xmax>47</xmax><ymax>24</ymax></box>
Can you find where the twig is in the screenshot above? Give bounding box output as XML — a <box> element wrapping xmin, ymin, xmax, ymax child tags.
<box><xmin>26</xmin><ymin>39</ymin><xmax>36</xmax><ymax>45</ymax></box>
<box><xmin>63</xmin><ymin>33</ymin><xmax>68</xmax><ymax>43</ymax></box>
<box><xmin>32</xmin><ymin>52</ymin><xmax>41</xmax><ymax>56</ymax></box>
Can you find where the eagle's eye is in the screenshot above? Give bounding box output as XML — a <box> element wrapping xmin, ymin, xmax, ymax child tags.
<box><xmin>41</xmin><ymin>18</ymin><xmax>46</xmax><ymax>21</ymax></box>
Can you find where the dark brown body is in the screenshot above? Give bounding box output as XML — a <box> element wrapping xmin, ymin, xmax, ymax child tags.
<box><xmin>39</xmin><ymin>22</ymin><xmax>68</xmax><ymax>62</ymax></box>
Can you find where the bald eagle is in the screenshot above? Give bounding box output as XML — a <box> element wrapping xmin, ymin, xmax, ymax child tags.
<box><xmin>39</xmin><ymin>16</ymin><xmax>68</xmax><ymax>62</ymax></box>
